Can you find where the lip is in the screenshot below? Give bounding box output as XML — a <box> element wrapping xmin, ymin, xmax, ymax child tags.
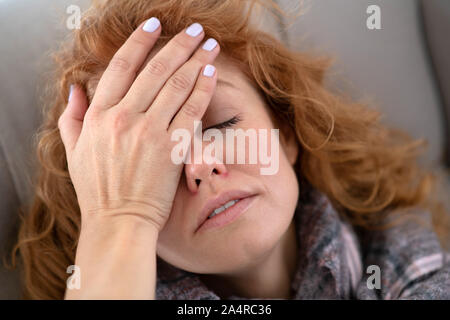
<box><xmin>195</xmin><ymin>190</ymin><xmax>257</xmax><ymax>233</ymax></box>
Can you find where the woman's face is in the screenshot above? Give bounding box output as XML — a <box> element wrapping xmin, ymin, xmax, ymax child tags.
<box><xmin>156</xmin><ymin>53</ymin><xmax>300</xmax><ymax>275</ymax></box>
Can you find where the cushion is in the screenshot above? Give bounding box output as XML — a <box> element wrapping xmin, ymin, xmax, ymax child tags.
<box><xmin>277</xmin><ymin>0</ymin><xmax>446</xmax><ymax>167</ymax></box>
<box><xmin>422</xmin><ymin>0</ymin><xmax>450</xmax><ymax>166</ymax></box>
<box><xmin>0</xmin><ymin>0</ymin><xmax>90</xmax><ymax>299</ymax></box>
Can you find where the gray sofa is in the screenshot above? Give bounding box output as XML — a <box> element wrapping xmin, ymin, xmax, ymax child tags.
<box><xmin>0</xmin><ymin>0</ymin><xmax>449</xmax><ymax>299</ymax></box>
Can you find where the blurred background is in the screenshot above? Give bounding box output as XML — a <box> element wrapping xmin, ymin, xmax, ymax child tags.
<box><xmin>0</xmin><ymin>0</ymin><xmax>449</xmax><ymax>299</ymax></box>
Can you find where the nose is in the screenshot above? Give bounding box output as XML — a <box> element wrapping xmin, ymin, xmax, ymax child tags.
<box><xmin>184</xmin><ymin>155</ymin><xmax>228</xmax><ymax>193</ymax></box>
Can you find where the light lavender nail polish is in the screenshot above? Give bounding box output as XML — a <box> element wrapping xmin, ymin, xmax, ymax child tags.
<box><xmin>143</xmin><ymin>17</ymin><xmax>160</xmax><ymax>33</ymax></box>
<box><xmin>202</xmin><ymin>38</ymin><xmax>217</xmax><ymax>51</ymax></box>
<box><xmin>203</xmin><ymin>65</ymin><xmax>215</xmax><ymax>77</ymax></box>
<box><xmin>68</xmin><ymin>84</ymin><xmax>74</xmax><ymax>102</ymax></box>
<box><xmin>185</xmin><ymin>23</ymin><xmax>203</xmax><ymax>37</ymax></box>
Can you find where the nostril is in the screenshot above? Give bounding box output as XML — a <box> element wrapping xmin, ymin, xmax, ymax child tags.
<box><xmin>212</xmin><ymin>168</ymin><xmax>218</xmax><ymax>174</ymax></box>
<box><xmin>195</xmin><ymin>179</ymin><xmax>201</xmax><ymax>186</ymax></box>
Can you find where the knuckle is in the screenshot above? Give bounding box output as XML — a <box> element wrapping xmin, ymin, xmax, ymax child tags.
<box><xmin>57</xmin><ymin>114</ymin><xmax>66</xmax><ymax>130</ymax></box>
<box><xmin>110</xmin><ymin>110</ymin><xmax>130</xmax><ymax>132</ymax></box>
<box><xmin>196</xmin><ymin>81</ymin><xmax>214</xmax><ymax>94</ymax></box>
<box><xmin>139</xmin><ymin>119</ymin><xmax>157</xmax><ymax>137</ymax></box>
<box><xmin>108</xmin><ymin>56</ymin><xmax>133</xmax><ymax>73</ymax></box>
<box><xmin>173</xmin><ymin>36</ymin><xmax>192</xmax><ymax>51</ymax></box>
<box><xmin>190</xmin><ymin>55</ymin><xmax>204</xmax><ymax>66</ymax></box>
<box><xmin>130</xmin><ymin>34</ymin><xmax>149</xmax><ymax>48</ymax></box>
<box><xmin>85</xmin><ymin>108</ymin><xmax>101</xmax><ymax>123</ymax></box>
<box><xmin>181</xmin><ymin>102</ymin><xmax>202</xmax><ymax>118</ymax></box>
<box><xmin>168</xmin><ymin>72</ymin><xmax>192</xmax><ymax>91</ymax></box>
<box><xmin>142</xmin><ymin>113</ymin><xmax>164</xmax><ymax>135</ymax></box>
<box><xmin>146</xmin><ymin>59</ymin><xmax>168</xmax><ymax>77</ymax></box>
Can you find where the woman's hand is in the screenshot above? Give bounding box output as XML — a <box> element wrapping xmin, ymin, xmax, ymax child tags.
<box><xmin>58</xmin><ymin>19</ymin><xmax>219</xmax><ymax>232</ymax></box>
<box><xmin>59</xmin><ymin>19</ymin><xmax>219</xmax><ymax>299</ymax></box>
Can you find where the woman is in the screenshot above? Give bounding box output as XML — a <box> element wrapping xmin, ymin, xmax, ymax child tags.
<box><xmin>10</xmin><ymin>0</ymin><xmax>450</xmax><ymax>299</ymax></box>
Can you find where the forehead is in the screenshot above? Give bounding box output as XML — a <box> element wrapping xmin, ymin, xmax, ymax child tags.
<box><xmin>206</xmin><ymin>55</ymin><xmax>273</xmax><ymax>125</ymax></box>
<box><xmin>211</xmin><ymin>54</ymin><xmax>263</xmax><ymax>103</ymax></box>
<box><xmin>140</xmin><ymin>44</ymin><xmax>255</xmax><ymax>94</ymax></box>
<box><xmin>214</xmin><ymin>55</ymin><xmax>248</xmax><ymax>88</ymax></box>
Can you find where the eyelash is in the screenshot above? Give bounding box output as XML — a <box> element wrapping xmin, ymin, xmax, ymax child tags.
<box><xmin>205</xmin><ymin>115</ymin><xmax>242</xmax><ymax>130</ymax></box>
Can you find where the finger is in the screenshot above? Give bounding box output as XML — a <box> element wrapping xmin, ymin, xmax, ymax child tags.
<box><xmin>58</xmin><ymin>84</ymin><xmax>89</xmax><ymax>157</ymax></box>
<box><xmin>167</xmin><ymin>64</ymin><xmax>217</xmax><ymax>135</ymax></box>
<box><xmin>90</xmin><ymin>17</ymin><xmax>161</xmax><ymax>111</ymax></box>
<box><xmin>141</xmin><ymin>38</ymin><xmax>219</xmax><ymax>125</ymax></box>
<box><xmin>120</xmin><ymin>22</ymin><xmax>205</xmax><ymax>113</ymax></box>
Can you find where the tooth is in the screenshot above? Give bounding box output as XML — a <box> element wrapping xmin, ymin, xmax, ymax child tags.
<box><xmin>224</xmin><ymin>200</ymin><xmax>235</xmax><ymax>209</ymax></box>
<box><xmin>214</xmin><ymin>206</ymin><xmax>225</xmax><ymax>214</ymax></box>
<box><xmin>208</xmin><ymin>199</ymin><xmax>242</xmax><ymax>219</ymax></box>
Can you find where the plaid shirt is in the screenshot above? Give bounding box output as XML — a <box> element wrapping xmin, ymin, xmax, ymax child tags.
<box><xmin>155</xmin><ymin>182</ymin><xmax>450</xmax><ymax>299</ymax></box>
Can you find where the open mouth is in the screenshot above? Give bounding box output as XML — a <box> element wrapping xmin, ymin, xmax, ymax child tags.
<box><xmin>196</xmin><ymin>193</ymin><xmax>257</xmax><ymax>233</ymax></box>
<box><xmin>207</xmin><ymin>198</ymin><xmax>241</xmax><ymax>219</ymax></box>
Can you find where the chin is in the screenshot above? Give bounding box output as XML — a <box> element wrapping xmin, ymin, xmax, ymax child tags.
<box><xmin>157</xmin><ymin>202</ymin><xmax>295</xmax><ymax>275</ymax></box>
<box><xmin>202</xmin><ymin>221</ymin><xmax>288</xmax><ymax>272</ymax></box>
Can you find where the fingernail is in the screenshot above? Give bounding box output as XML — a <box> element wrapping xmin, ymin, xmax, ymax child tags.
<box><xmin>68</xmin><ymin>84</ymin><xmax>74</xmax><ymax>102</ymax></box>
<box><xmin>202</xmin><ymin>38</ymin><xmax>217</xmax><ymax>51</ymax></box>
<box><xmin>143</xmin><ymin>17</ymin><xmax>160</xmax><ymax>33</ymax></box>
<box><xmin>186</xmin><ymin>23</ymin><xmax>203</xmax><ymax>37</ymax></box>
<box><xmin>203</xmin><ymin>64</ymin><xmax>215</xmax><ymax>77</ymax></box>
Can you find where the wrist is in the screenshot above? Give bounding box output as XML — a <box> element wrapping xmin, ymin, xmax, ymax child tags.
<box><xmin>81</xmin><ymin>211</ymin><xmax>161</xmax><ymax>235</ymax></box>
<box><xmin>77</xmin><ymin>213</ymin><xmax>160</xmax><ymax>257</ymax></box>
<box><xmin>68</xmin><ymin>214</ymin><xmax>159</xmax><ymax>299</ymax></box>
<box><xmin>80</xmin><ymin>203</ymin><xmax>167</xmax><ymax>233</ymax></box>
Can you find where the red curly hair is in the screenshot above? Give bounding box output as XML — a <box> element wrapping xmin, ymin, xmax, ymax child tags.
<box><xmin>7</xmin><ymin>0</ymin><xmax>449</xmax><ymax>299</ymax></box>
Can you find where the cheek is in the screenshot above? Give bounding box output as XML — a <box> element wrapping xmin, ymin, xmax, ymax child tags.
<box><xmin>273</xmin><ymin>154</ymin><xmax>299</xmax><ymax>210</ymax></box>
<box><xmin>257</xmin><ymin>143</ymin><xmax>299</xmax><ymax>227</ymax></box>
<box><xmin>221</xmin><ymin>122</ymin><xmax>279</xmax><ymax>171</ymax></box>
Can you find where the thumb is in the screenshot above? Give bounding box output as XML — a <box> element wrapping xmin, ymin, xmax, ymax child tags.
<box><xmin>58</xmin><ymin>84</ymin><xmax>88</xmax><ymax>157</ymax></box>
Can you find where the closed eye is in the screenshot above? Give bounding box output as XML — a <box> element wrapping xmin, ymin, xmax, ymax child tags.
<box><xmin>203</xmin><ymin>115</ymin><xmax>242</xmax><ymax>131</ymax></box>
